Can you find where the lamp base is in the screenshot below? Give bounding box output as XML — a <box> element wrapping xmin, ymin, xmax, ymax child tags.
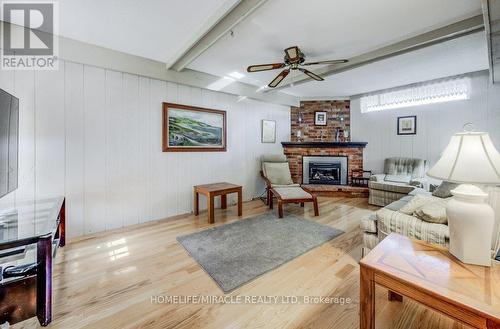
<box><xmin>446</xmin><ymin>184</ymin><xmax>494</xmax><ymax>267</ymax></box>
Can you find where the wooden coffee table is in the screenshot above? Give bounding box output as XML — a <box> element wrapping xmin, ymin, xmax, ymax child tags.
<box><xmin>360</xmin><ymin>233</ymin><xmax>500</xmax><ymax>329</ymax></box>
<box><xmin>193</xmin><ymin>182</ymin><xmax>242</xmax><ymax>224</ymax></box>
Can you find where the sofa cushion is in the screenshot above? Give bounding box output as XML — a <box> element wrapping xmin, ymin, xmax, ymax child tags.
<box><xmin>385</xmin><ymin>195</ymin><xmax>413</xmax><ymax>211</ymax></box>
<box><xmin>368</xmin><ymin>180</ymin><xmax>415</xmax><ymax>194</ymax></box>
<box><xmin>432</xmin><ymin>181</ymin><xmax>459</xmax><ymax>198</ymax></box>
<box><xmin>272</xmin><ymin>187</ymin><xmax>312</xmax><ymax>200</ymax></box>
<box><xmin>384</xmin><ymin>157</ymin><xmax>426</xmax><ymax>178</ymax></box>
<box><xmin>414</xmin><ymin>201</ymin><xmax>448</xmax><ymax>224</ymax></box>
<box><xmin>263</xmin><ymin>162</ymin><xmax>294</xmax><ymax>185</ymax></box>
<box><xmin>376</xmin><ymin>207</ymin><xmax>449</xmax><ymax>246</ymax></box>
<box><xmin>399</xmin><ymin>194</ymin><xmax>435</xmax><ymax>215</ymax></box>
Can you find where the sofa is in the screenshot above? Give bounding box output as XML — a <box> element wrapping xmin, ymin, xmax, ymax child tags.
<box><xmin>361</xmin><ymin>189</ymin><xmax>450</xmax><ymax>256</ymax></box>
<box><xmin>368</xmin><ymin>157</ymin><xmax>427</xmax><ymax>206</ymax></box>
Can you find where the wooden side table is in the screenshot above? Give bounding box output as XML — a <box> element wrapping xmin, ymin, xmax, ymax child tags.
<box><xmin>193</xmin><ymin>182</ymin><xmax>242</xmax><ymax>224</ymax></box>
<box><xmin>360</xmin><ymin>233</ymin><xmax>500</xmax><ymax>329</ymax></box>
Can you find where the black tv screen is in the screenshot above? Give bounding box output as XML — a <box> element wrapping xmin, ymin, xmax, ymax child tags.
<box><xmin>0</xmin><ymin>89</ymin><xmax>18</xmax><ymax>198</ymax></box>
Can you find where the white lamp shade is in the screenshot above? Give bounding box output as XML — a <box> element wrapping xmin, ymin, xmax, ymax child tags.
<box><xmin>427</xmin><ymin>132</ymin><xmax>500</xmax><ymax>184</ymax></box>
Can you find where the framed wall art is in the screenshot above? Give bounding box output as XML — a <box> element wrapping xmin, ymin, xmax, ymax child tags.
<box><xmin>162</xmin><ymin>103</ymin><xmax>227</xmax><ymax>152</ymax></box>
<box><xmin>397</xmin><ymin>115</ymin><xmax>417</xmax><ymax>135</ymax></box>
<box><xmin>261</xmin><ymin>119</ymin><xmax>276</xmax><ymax>143</ymax></box>
<box><xmin>314</xmin><ymin>111</ymin><xmax>327</xmax><ymax>126</ymax></box>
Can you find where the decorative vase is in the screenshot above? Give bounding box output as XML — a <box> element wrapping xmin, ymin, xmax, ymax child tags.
<box><xmin>446</xmin><ymin>184</ymin><xmax>494</xmax><ymax>266</ymax></box>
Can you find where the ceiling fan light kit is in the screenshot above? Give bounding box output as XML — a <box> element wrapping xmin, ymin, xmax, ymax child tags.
<box><xmin>246</xmin><ymin>46</ymin><xmax>348</xmax><ymax>88</ymax></box>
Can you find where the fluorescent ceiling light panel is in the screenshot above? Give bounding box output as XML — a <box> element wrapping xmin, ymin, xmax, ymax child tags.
<box><xmin>360</xmin><ymin>77</ymin><xmax>471</xmax><ymax>113</ymax></box>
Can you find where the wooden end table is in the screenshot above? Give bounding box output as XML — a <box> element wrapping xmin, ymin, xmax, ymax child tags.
<box><xmin>193</xmin><ymin>182</ymin><xmax>242</xmax><ymax>224</ymax></box>
<box><xmin>360</xmin><ymin>233</ymin><xmax>500</xmax><ymax>329</ymax></box>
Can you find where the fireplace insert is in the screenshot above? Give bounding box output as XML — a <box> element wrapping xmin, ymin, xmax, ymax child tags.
<box><xmin>309</xmin><ymin>162</ymin><xmax>342</xmax><ymax>185</ymax></box>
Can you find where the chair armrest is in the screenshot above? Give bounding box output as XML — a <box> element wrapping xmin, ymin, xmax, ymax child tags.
<box><xmin>409</xmin><ymin>177</ymin><xmax>428</xmax><ymax>190</ymax></box>
<box><xmin>369</xmin><ymin>174</ymin><xmax>385</xmax><ymax>182</ymax></box>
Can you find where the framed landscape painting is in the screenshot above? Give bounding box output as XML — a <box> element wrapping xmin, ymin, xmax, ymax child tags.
<box><xmin>162</xmin><ymin>103</ymin><xmax>226</xmax><ymax>152</ymax></box>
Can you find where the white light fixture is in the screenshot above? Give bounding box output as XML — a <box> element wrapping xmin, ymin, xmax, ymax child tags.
<box><xmin>236</xmin><ymin>96</ymin><xmax>247</xmax><ymax>103</ymax></box>
<box><xmin>427</xmin><ymin>124</ymin><xmax>500</xmax><ymax>266</ymax></box>
<box><xmin>361</xmin><ymin>77</ymin><xmax>471</xmax><ymax>113</ymax></box>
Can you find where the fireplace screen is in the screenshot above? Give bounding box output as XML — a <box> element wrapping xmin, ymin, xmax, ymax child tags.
<box><xmin>309</xmin><ymin>162</ymin><xmax>342</xmax><ymax>185</ymax></box>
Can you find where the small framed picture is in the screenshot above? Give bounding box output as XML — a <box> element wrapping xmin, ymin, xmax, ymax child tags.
<box><xmin>314</xmin><ymin>111</ymin><xmax>327</xmax><ymax>126</ymax></box>
<box><xmin>397</xmin><ymin>116</ymin><xmax>417</xmax><ymax>135</ymax></box>
<box><xmin>261</xmin><ymin>119</ymin><xmax>276</xmax><ymax>143</ymax></box>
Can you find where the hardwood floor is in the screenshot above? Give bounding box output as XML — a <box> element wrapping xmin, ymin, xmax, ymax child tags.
<box><xmin>13</xmin><ymin>197</ymin><xmax>470</xmax><ymax>328</ymax></box>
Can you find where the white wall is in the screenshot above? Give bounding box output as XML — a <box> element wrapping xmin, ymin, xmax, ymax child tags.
<box><xmin>0</xmin><ymin>60</ymin><xmax>290</xmax><ymax>238</ymax></box>
<box><xmin>351</xmin><ymin>71</ymin><xmax>500</xmax><ymax>174</ymax></box>
<box><xmin>351</xmin><ymin>71</ymin><xmax>500</xmax><ymax>253</ymax></box>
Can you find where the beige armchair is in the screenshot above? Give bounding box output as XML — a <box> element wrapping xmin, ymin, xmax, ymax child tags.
<box><xmin>261</xmin><ymin>155</ymin><xmax>318</xmax><ymax>218</ymax></box>
<box><xmin>369</xmin><ymin>157</ymin><xmax>427</xmax><ymax>206</ymax></box>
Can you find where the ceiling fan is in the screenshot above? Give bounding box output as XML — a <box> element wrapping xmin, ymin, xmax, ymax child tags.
<box><xmin>246</xmin><ymin>46</ymin><xmax>348</xmax><ymax>88</ymax></box>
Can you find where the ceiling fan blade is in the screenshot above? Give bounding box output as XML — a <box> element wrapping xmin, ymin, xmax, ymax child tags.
<box><xmin>247</xmin><ymin>63</ymin><xmax>285</xmax><ymax>72</ymax></box>
<box><xmin>302</xmin><ymin>59</ymin><xmax>349</xmax><ymax>66</ymax></box>
<box><xmin>284</xmin><ymin>46</ymin><xmax>300</xmax><ymax>62</ymax></box>
<box><xmin>299</xmin><ymin>68</ymin><xmax>324</xmax><ymax>81</ymax></box>
<box><xmin>268</xmin><ymin>69</ymin><xmax>290</xmax><ymax>88</ymax></box>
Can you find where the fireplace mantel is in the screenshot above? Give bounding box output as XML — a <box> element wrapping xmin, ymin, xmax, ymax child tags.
<box><xmin>281</xmin><ymin>141</ymin><xmax>367</xmax><ymax>148</ymax></box>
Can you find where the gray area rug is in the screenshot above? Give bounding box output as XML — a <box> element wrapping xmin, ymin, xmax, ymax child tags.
<box><xmin>177</xmin><ymin>213</ymin><xmax>344</xmax><ymax>293</ymax></box>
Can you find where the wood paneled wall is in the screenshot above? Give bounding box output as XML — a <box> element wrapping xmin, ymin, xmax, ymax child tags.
<box><xmin>0</xmin><ymin>60</ymin><xmax>290</xmax><ymax>237</ymax></box>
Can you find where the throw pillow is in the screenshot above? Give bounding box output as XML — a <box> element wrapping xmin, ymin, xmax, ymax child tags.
<box><xmin>399</xmin><ymin>194</ymin><xmax>435</xmax><ymax>215</ymax></box>
<box><xmin>432</xmin><ymin>181</ymin><xmax>459</xmax><ymax>198</ymax></box>
<box><xmin>414</xmin><ymin>199</ymin><xmax>448</xmax><ymax>224</ymax></box>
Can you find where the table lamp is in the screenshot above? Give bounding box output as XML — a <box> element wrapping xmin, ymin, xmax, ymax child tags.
<box><xmin>427</xmin><ymin>124</ymin><xmax>500</xmax><ymax>266</ymax></box>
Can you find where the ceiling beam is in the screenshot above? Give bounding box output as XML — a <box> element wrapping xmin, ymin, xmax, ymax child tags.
<box><xmin>0</xmin><ymin>20</ymin><xmax>298</xmax><ymax>107</ymax></box>
<box><xmin>272</xmin><ymin>15</ymin><xmax>485</xmax><ymax>91</ymax></box>
<box><xmin>483</xmin><ymin>0</ymin><xmax>500</xmax><ymax>83</ymax></box>
<box><xmin>167</xmin><ymin>0</ymin><xmax>269</xmax><ymax>72</ymax></box>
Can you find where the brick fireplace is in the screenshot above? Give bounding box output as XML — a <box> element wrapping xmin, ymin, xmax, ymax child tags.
<box><xmin>282</xmin><ymin>142</ymin><xmax>368</xmax><ymax>197</ymax></box>
<box><xmin>283</xmin><ymin>100</ymin><xmax>368</xmax><ymax>197</ymax></box>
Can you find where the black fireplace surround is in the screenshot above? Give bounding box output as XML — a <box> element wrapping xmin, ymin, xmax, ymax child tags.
<box><xmin>309</xmin><ymin>162</ymin><xmax>342</xmax><ymax>185</ymax></box>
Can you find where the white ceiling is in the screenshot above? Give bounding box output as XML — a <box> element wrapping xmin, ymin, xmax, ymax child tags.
<box><xmin>188</xmin><ymin>0</ymin><xmax>483</xmax><ymax>89</ymax></box>
<box><xmin>279</xmin><ymin>32</ymin><xmax>489</xmax><ymax>97</ymax></box>
<box><xmin>2</xmin><ymin>0</ymin><xmax>487</xmax><ymax>98</ymax></box>
<box><xmin>4</xmin><ymin>0</ymin><xmax>239</xmax><ymax>63</ymax></box>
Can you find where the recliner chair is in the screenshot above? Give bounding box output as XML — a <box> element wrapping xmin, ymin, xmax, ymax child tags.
<box><xmin>368</xmin><ymin>157</ymin><xmax>427</xmax><ymax>206</ymax></box>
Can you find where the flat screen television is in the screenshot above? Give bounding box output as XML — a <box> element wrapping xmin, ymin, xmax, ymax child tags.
<box><xmin>0</xmin><ymin>89</ymin><xmax>18</xmax><ymax>198</ymax></box>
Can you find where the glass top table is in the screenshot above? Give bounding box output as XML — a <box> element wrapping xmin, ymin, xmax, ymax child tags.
<box><xmin>0</xmin><ymin>196</ymin><xmax>65</xmax><ymax>326</ymax></box>
<box><xmin>0</xmin><ymin>197</ymin><xmax>64</xmax><ymax>248</ymax></box>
